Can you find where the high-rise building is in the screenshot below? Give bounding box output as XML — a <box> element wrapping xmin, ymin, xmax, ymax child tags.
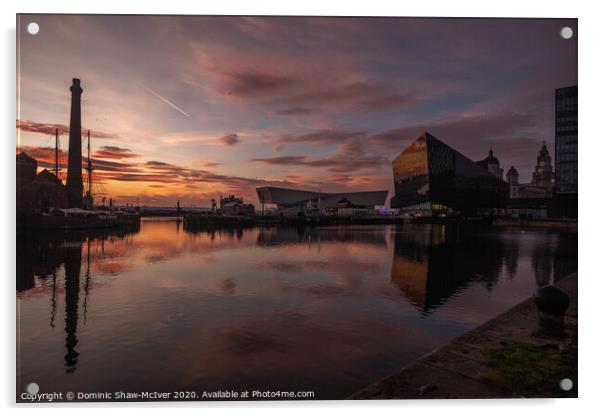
<box><xmin>554</xmin><ymin>85</ymin><xmax>577</xmax><ymax>217</ymax></box>
<box><xmin>390</xmin><ymin>132</ymin><xmax>508</xmax><ymax>216</ymax></box>
<box><xmin>66</xmin><ymin>78</ymin><xmax>84</xmax><ymax>208</ymax></box>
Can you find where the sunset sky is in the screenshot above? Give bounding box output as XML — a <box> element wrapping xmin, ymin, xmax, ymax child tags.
<box><xmin>16</xmin><ymin>15</ymin><xmax>577</xmax><ymax>207</ymax></box>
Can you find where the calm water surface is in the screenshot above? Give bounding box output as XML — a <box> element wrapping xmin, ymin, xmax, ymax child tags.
<box><xmin>17</xmin><ymin>219</ymin><xmax>577</xmax><ymax>399</ymax></box>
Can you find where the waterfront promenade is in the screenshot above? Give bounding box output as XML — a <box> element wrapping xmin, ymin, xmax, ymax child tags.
<box><xmin>351</xmin><ymin>272</ymin><xmax>578</xmax><ymax>399</ymax></box>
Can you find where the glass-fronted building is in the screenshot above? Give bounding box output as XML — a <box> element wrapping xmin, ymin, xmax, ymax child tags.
<box><xmin>390</xmin><ymin>132</ymin><xmax>509</xmax><ymax>216</ymax></box>
<box><xmin>554</xmin><ymin>85</ymin><xmax>577</xmax><ymax>218</ymax></box>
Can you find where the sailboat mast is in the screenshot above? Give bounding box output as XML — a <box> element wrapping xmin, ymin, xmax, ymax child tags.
<box><xmin>87</xmin><ymin>129</ymin><xmax>92</xmax><ymax>197</ymax></box>
<box><xmin>55</xmin><ymin>128</ymin><xmax>59</xmax><ymax>178</ymax></box>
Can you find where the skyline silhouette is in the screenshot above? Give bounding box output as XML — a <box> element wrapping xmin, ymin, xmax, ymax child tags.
<box><xmin>17</xmin><ymin>15</ymin><xmax>577</xmax><ymax>207</ymax></box>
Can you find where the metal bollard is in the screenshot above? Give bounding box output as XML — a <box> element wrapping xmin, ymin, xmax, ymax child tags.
<box><xmin>534</xmin><ymin>285</ymin><xmax>570</xmax><ymax>337</ymax></box>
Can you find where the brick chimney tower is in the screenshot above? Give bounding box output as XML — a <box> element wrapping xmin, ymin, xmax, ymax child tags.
<box><xmin>66</xmin><ymin>78</ymin><xmax>83</xmax><ymax>208</ymax></box>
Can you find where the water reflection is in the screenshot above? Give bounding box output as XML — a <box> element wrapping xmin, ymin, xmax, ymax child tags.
<box><xmin>16</xmin><ymin>220</ymin><xmax>576</xmax><ymax>399</ymax></box>
<box><xmin>390</xmin><ymin>225</ymin><xmax>576</xmax><ymax>314</ymax></box>
<box><xmin>256</xmin><ymin>225</ymin><xmax>388</xmax><ymax>246</ymax></box>
<box><xmin>391</xmin><ymin>225</ymin><xmax>505</xmax><ymax>314</ymax></box>
<box><xmin>17</xmin><ymin>226</ymin><xmax>139</xmax><ymax>374</ymax></box>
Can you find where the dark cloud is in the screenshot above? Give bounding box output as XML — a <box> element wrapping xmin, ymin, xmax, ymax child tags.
<box><xmin>93</xmin><ymin>145</ymin><xmax>140</xmax><ymax>159</ymax></box>
<box><xmin>273</xmin><ymin>107</ymin><xmax>313</xmax><ymax>116</ymax></box>
<box><xmin>279</xmin><ymin>129</ymin><xmax>365</xmax><ymax>146</ymax></box>
<box><xmin>201</xmin><ymin>161</ymin><xmax>221</xmax><ymax>168</ymax></box>
<box><xmin>145</xmin><ymin>160</ymin><xmax>179</xmax><ymax>168</ymax></box>
<box><xmin>17</xmin><ymin>119</ymin><xmax>119</xmax><ymax>139</ymax></box>
<box><xmin>217</xmin><ymin>67</ymin><xmax>414</xmax><ymax>116</ymax></box>
<box><xmin>85</xmin><ymin>157</ymin><xmax>139</xmax><ymax>173</ymax></box>
<box><xmin>251</xmin><ymin>156</ymin><xmax>307</xmax><ymax>165</ymax></box>
<box><xmin>251</xmin><ymin>154</ymin><xmax>386</xmax><ymax>173</ymax></box>
<box><xmin>282</xmin><ymin>81</ymin><xmax>413</xmax><ymax>113</ymax></box>
<box><xmin>218</xmin><ymin>278</ymin><xmax>237</xmax><ymax>295</ymax></box>
<box><xmin>219</xmin><ymin>133</ymin><xmax>241</xmax><ymax>146</ymax></box>
<box><xmin>222</xmin><ymin>71</ymin><xmax>295</xmax><ymax>97</ymax></box>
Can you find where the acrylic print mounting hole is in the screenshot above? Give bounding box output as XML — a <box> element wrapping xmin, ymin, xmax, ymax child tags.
<box><xmin>560</xmin><ymin>26</ymin><xmax>574</xmax><ymax>39</ymax></box>
<box><xmin>27</xmin><ymin>22</ymin><xmax>39</xmax><ymax>35</ymax></box>
<box><xmin>559</xmin><ymin>378</ymin><xmax>573</xmax><ymax>391</ymax></box>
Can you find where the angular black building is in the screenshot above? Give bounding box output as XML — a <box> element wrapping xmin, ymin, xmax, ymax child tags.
<box><xmin>391</xmin><ymin>132</ymin><xmax>509</xmax><ymax>216</ymax></box>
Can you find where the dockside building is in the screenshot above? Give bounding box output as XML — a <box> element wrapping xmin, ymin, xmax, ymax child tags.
<box><xmin>256</xmin><ymin>186</ymin><xmax>388</xmax><ymax>216</ymax></box>
<box><xmin>390</xmin><ymin>132</ymin><xmax>509</xmax><ymax>216</ymax></box>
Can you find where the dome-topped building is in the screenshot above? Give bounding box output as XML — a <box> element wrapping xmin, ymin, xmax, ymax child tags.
<box><xmin>476</xmin><ymin>148</ymin><xmax>504</xmax><ymax>179</ymax></box>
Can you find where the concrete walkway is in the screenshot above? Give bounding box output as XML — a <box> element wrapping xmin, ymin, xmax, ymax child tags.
<box><xmin>351</xmin><ymin>273</ymin><xmax>578</xmax><ymax>399</ymax></box>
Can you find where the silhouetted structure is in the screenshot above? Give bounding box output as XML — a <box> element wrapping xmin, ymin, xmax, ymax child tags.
<box><xmin>504</xmin><ymin>142</ymin><xmax>555</xmax><ymax>218</ymax></box>
<box><xmin>476</xmin><ymin>148</ymin><xmax>503</xmax><ymax>179</ymax></box>
<box><xmin>531</xmin><ymin>141</ymin><xmax>555</xmax><ymax>193</ymax></box>
<box><xmin>507</xmin><ymin>164</ymin><xmax>550</xmax><ymax>200</ymax></box>
<box><xmin>506</xmin><ymin>166</ymin><xmax>519</xmax><ymax>186</ymax></box>
<box><xmin>256</xmin><ymin>187</ymin><xmax>387</xmax><ymax>212</ymax></box>
<box><xmin>390</xmin><ymin>132</ymin><xmax>508</xmax><ymax>216</ymax></box>
<box><xmin>220</xmin><ymin>195</ymin><xmax>255</xmax><ymax>216</ymax></box>
<box><xmin>17</xmin><ymin>152</ymin><xmax>69</xmax><ymax>212</ymax></box>
<box><xmin>21</xmin><ymin>169</ymin><xmax>69</xmax><ymax>212</ymax></box>
<box><xmin>83</xmin><ymin>130</ymin><xmax>94</xmax><ymax>209</ymax></box>
<box><xmin>16</xmin><ymin>152</ymin><xmax>37</xmax><ymax>188</ymax></box>
<box><xmin>554</xmin><ymin>85</ymin><xmax>577</xmax><ymax>218</ymax></box>
<box><xmin>66</xmin><ymin>78</ymin><xmax>84</xmax><ymax>208</ymax></box>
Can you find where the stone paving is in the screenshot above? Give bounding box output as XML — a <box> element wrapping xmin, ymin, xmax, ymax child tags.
<box><xmin>350</xmin><ymin>273</ymin><xmax>577</xmax><ymax>400</ymax></box>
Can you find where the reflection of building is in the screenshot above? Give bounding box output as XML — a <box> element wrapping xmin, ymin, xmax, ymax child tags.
<box><xmin>554</xmin><ymin>85</ymin><xmax>577</xmax><ymax>218</ymax></box>
<box><xmin>63</xmin><ymin>241</ymin><xmax>82</xmax><ymax>372</ymax></box>
<box><xmin>390</xmin><ymin>224</ymin><xmax>508</xmax><ymax>314</ymax></box>
<box><xmin>256</xmin><ymin>187</ymin><xmax>387</xmax><ymax>214</ymax></box>
<box><xmin>256</xmin><ymin>225</ymin><xmax>388</xmax><ymax>247</ymax></box>
<box><xmin>390</xmin><ymin>132</ymin><xmax>508</xmax><ymax>216</ymax></box>
<box><xmin>220</xmin><ymin>195</ymin><xmax>255</xmax><ymax>216</ymax></box>
<box><xmin>17</xmin><ymin>227</ymin><xmax>140</xmax><ymax>373</ymax></box>
<box><xmin>476</xmin><ymin>149</ymin><xmax>503</xmax><ymax>179</ymax></box>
